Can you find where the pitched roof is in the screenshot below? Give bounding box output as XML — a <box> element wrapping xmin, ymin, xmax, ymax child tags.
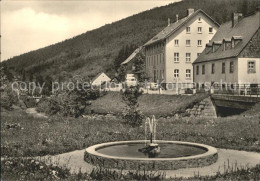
<box><xmin>121</xmin><ymin>46</ymin><xmax>143</xmax><ymax>65</ymax></box>
<box><xmin>92</xmin><ymin>72</ymin><xmax>110</xmax><ymax>82</ymax></box>
<box><xmin>144</xmin><ymin>9</ymin><xmax>220</xmax><ymax>47</ymax></box>
<box><xmin>194</xmin><ymin>11</ymin><xmax>260</xmax><ymax>64</ymax></box>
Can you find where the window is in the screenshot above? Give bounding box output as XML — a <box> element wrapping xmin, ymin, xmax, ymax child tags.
<box><xmin>186</xmin><ymin>40</ymin><xmax>191</xmax><ymax>46</ymax></box>
<box><xmin>174</xmin><ymin>69</ymin><xmax>179</xmax><ymax>78</ymax></box>
<box><xmin>198</xmin><ymin>40</ymin><xmax>202</xmax><ymax>46</ymax></box>
<box><xmin>196</xmin><ymin>65</ymin><xmax>199</xmax><ymax>75</ymax></box>
<box><xmin>248</xmin><ymin>61</ymin><xmax>256</xmax><ymax>73</ymax></box>
<box><xmin>198</xmin><ymin>17</ymin><xmax>202</xmax><ymax>22</ymax></box>
<box><xmin>197</xmin><ymin>53</ymin><xmax>201</xmax><ymax>57</ymax></box>
<box><xmin>185</xmin><ymin>53</ymin><xmax>191</xmax><ymax>62</ymax></box>
<box><xmin>212</xmin><ymin>63</ymin><xmax>215</xmax><ymax>74</ymax></box>
<box><xmin>162</xmin><ymin>53</ymin><xmax>164</xmax><ymax>63</ymax></box>
<box><xmin>186</xmin><ymin>27</ymin><xmax>190</xmax><ymax>33</ymax></box>
<box><xmin>162</xmin><ymin>70</ymin><xmax>164</xmax><ymax>79</ymax></box>
<box><xmin>209</xmin><ymin>27</ymin><xmax>213</xmax><ymax>33</ymax></box>
<box><xmin>230</xmin><ymin>61</ymin><xmax>234</xmax><ymax>73</ymax></box>
<box><xmin>174</xmin><ymin>39</ymin><xmax>179</xmax><ymax>46</ymax></box>
<box><xmin>174</xmin><ymin>53</ymin><xmax>179</xmax><ymax>62</ymax></box>
<box><xmin>198</xmin><ymin>27</ymin><xmax>202</xmax><ymax>33</ymax></box>
<box><xmin>222</xmin><ymin>62</ymin><xmax>225</xmax><ymax>74</ymax></box>
<box><xmin>186</xmin><ymin>69</ymin><xmax>191</xmax><ymax>78</ymax></box>
<box><xmin>202</xmin><ymin>65</ymin><xmax>205</xmax><ymax>75</ymax></box>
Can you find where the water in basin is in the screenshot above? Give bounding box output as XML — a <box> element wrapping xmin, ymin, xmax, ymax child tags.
<box><xmin>96</xmin><ymin>143</ymin><xmax>207</xmax><ymax>158</ymax></box>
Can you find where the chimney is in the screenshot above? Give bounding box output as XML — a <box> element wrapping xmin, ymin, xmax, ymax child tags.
<box><xmin>187</xmin><ymin>8</ymin><xmax>194</xmax><ymax>16</ymax></box>
<box><xmin>168</xmin><ymin>18</ymin><xmax>171</xmax><ymax>26</ymax></box>
<box><xmin>232</xmin><ymin>13</ymin><xmax>243</xmax><ymax>27</ymax></box>
<box><xmin>176</xmin><ymin>14</ymin><xmax>179</xmax><ymax>22</ymax></box>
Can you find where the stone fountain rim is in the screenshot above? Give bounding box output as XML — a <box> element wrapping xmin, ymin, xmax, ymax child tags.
<box><xmin>85</xmin><ymin>140</ymin><xmax>218</xmax><ymax>161</ymax></box>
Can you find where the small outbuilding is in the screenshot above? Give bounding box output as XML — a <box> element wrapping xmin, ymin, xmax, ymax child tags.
<box><xmin>91</xmin><ymin>72</ymin><xmax>111</xmax><ymax>86</ymax></box>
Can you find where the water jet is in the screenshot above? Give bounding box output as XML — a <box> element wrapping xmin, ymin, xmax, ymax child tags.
<box><xmin>84</xmin><ymin>116</ymin><xmax>218</xmax><ymax>170</ymax></box>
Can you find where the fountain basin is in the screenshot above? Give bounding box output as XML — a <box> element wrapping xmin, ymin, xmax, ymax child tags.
<box><xmin>84</xmin><ymin>140</ymin><xmax>218</xmax><ymax>170</ymax></box>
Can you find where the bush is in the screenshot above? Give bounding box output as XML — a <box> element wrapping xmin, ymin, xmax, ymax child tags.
<box><xmin>2</xmin><ymin>158</ymin><xmax>260</xmax><ymax>180</ymax></box>
<box><xmin>122</xmin><ymin>108</ymin><xmax>144</xmax><ymax>127</ymax></box>
<box><xmin>0</xmin><ymin>85</ymin><xmax>18</xmax><ymax>110</ymax></box>
<box><xmin>36</xmin><ymin>97</ymin><xmax>60</xmax><ymax>115</ymax></box>
<box><xmin>36</xmin><ymin>85</ymin><xmax>101</xmax><ymax>118</ymax></box>
<box><xmin>122</xmin><ymin>86</ymin><xmax>144</xmax><ymax>127</ymax></box>
<box><xmin>22</xmin><ymin>97</ymin><xmax>37</xmax><ymax>108</ymax></box>
<box><xmin>1</xmin><ymin>158</ymin><xmax>70</xmax><ymax>180</ymax></box>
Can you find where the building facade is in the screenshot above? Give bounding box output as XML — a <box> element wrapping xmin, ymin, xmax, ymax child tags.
<box><xmin>91</xmin><ymin>72</ymin><xmax>111</xmax><ymax>86</ymax></box>
<box><xmin>121</xmin><ymin>46</ymin><xmax>144</xmax><ymax>74</ymax></box>
<box><xmin>193</xmin><ymin>11</ymin><xmax>260</xmax><ymax>91</ymax></box>
<box><xmin>144</xmin><ymin>9</ymin><xmax>219</xmax><ymax>87</ymax></box>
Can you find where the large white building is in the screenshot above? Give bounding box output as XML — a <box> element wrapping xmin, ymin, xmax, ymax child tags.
<box><xmin>144</xmin><ymin>9</ymin><xmax>219</xmax><ymax>88</ymax></box>
<box><xmin>193</xmin><ymin>11</ymin><xmax>260</xmax><ymax>93</ymax></box>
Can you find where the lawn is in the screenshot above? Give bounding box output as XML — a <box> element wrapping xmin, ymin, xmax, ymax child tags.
<box><xmin>87</xmin><ymin>91</ymin><xmax>208</xmax><ymax>116</ymax></box>
<box><xmin>2</xmin><ymin>103</ymin><xmax>260</xmax><ymax>157</ymax></box>
<box><xmin>2</xmin><ymin>100</ymin><xmax>260</xmax><ymax>180</ymax></box>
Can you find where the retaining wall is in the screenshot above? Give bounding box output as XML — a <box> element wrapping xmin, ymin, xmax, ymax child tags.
<box><xmin>185</xmin><ymin>97</ymin><xmax>217</xmax><ymax>118</ymax></box>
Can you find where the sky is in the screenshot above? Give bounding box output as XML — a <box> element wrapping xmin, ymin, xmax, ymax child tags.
<box><xmin>1</xmin><ymin>0</ymin><xmax>179</xmax><ymax>61</ymax></box>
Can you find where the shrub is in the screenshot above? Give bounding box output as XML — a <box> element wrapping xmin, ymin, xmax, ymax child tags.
<box><xmin>22</xmin><ymin>97</ymin><xmax>37</xmax><ymax>108</ymax></box>
<box><xmin>36</xmin><ymin>97</ymin><xmax>60</xmax><ymax>115</ymax></box>
<box><xmin>122</xmin><ymin>86</ymin><xmax>144</xmax><ymax>127</ymax></box>
<box><xmin>36</xmin><ymin>84</ymin><xmax>101</xmax><ymax>118</ymax></box>
<box><xmin>0</xmin><ymin>85</ymin><xmax>18</xmax><ymax>110</ymax></box>
<box><xmin>1</xmin><ymin>158</ymin><xmax>166</xmax><ymax>181</ymax></box>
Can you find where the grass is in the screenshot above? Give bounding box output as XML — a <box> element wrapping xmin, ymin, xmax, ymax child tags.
<box><xmin>2</xmin><ymin>158</ymin><xmax>260</xmax><ymax>180</ymax></box>
<box><xmin>2</xmin><ymin>102</ymin><xmax>260</xmax><ymax>157</ymax></box>
<box><xmin>1</xmin><ymin>108</ymin><xmax>143</xmax><ymax>157</ymax></box>
<box><xmin>87</xmin><ymin>91</ymin><xmax>208</xmax><ymax>116</ymax></box>
<box><xmin>1</xmin><ymin>101</ymin><xmax>260</xmax><ymax>180</ymax></box>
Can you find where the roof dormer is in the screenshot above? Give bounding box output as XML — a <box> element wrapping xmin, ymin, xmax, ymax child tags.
<box><xmin>212</xmin><ymin>41</ymin><xmax>222</xmax><ymax>53</ymax></box>
<box><xmin>205</xmin><ymin>43</ymin><xmax>212</xmax><ymax>54</ymax></box>
<box><xmin>231</xmin><ymin>36</ymin><xmax>243</xmax><ymax>48</ymax></box>
<box><xmin>222</xmin><ymin>38</ymin><xmax>231</xmax><ymax>51</ymax></box>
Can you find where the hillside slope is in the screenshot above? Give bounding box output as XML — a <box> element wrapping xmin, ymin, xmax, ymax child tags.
<box><xmin>2</xmin><ymin>0</ymin><xmax>257</xmax><ymax>80</ymax></box>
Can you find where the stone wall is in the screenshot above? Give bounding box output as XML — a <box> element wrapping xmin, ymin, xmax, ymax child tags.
<box><xmin>84</xmin><ymin>140</ymin><xmax>218</xmax><ymax>170</ymax></box>
<box><xmin>84</xmin><ymin>152</ymin><xmax>218</xmax><ymax>170</ymax></box>
<box><xmin>186</xmin><ymin>97</ymin><xmax>217</xmax><ymax>118</ymax></box>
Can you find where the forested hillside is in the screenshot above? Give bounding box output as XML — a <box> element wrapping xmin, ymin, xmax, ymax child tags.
<box><xmin>2</xmin><ymin>0</ymin><xmax>257</xmax><ymax>81</ymax></box>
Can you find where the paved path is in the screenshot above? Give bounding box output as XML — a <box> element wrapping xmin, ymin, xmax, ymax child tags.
<box><xmin>39</xmin><ymin>148</ymin><xmax>260</xmax><ymax>178</ymax></box>
<box><xmin>26</xmin><ymin>108</ymin><xmax>48</xmax><ymax>118</ymax></box>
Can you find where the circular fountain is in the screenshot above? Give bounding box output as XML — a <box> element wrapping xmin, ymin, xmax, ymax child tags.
<box><xmin>84</xmin><ymin>116</ymin><xmax>218</xmax><ymax>170</ymax></box>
